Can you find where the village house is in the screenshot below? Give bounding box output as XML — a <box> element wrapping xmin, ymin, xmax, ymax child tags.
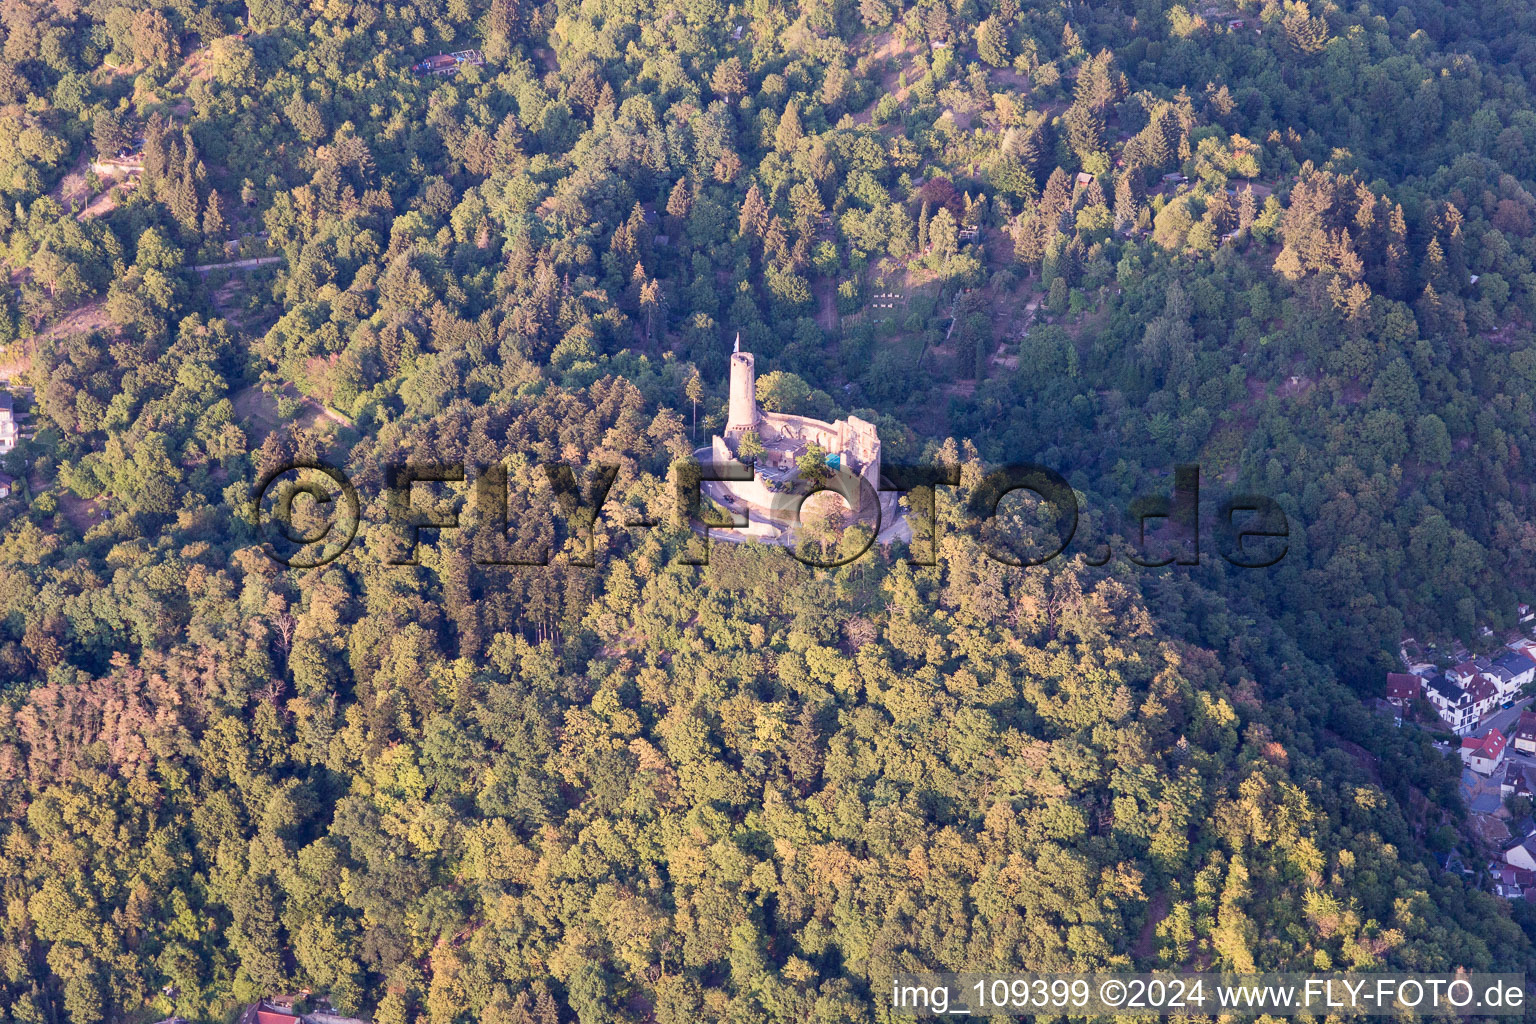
<box><xmin>1468</xmin><ymin>673</ymin><xmax>1500</xmax><ymax>712</ymax></box>
<box><xmin>1490</xmin><ymin>862</ymin><xmax>1536</xmax><ymax>899</ymax></box>
<box><xmin>1425</xmin><ymin>673</ymin><xmax>1480</xmax><ymax>734</ymax></box>
<box><xmin>1385</xmin><ymin>672</ymin><xmax>1420</xmax><ymax>711</ymax></box>
<box><xmin>0</xmin><ymin>391</ymin><xmax>16</xmax><ymax>452</ymax></box>
<box><xmin>238</xmin><ymin>997</ymin><xmax>368</xmax><ymax>1024</ymax></box>
<box><xmin>1504</xmin><ymin>761</ymin><xmax>1534</xmax><ymax>800</ymax></box>
<box><xmin>1515</xmin><ymin>712</ymin><xmax>1536</xmax><ymax>755</ymax></box>
<box><xmin>239</xmin><ymin>996</ymin><xmax>304</xmax><ymax>1024</ymax></box>
<box><xmin>1461</xmin><ymin>727</ymin><xmax>1508</xmax><ymax>774</ymax></box>
<box><xmin>1449</xmin><ymin>659</ymin><xmax>1481</xmax><ymax>686</ymax></box>
<box><xmin>1494</xmin><ymin>650</ymin><xmax>1536</xmax><ymax>693</ymax></box>
<box><xmin>1507</xmin><ymin>832</ymin><xmax>1536</xmax><ymax>872</ymax></box>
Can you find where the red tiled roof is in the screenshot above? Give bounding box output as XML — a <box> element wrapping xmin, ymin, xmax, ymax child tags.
<box><xmin>256</xmin><ymin>1012</ymin><xmax>301</xmax><ymax>1024</ymax></box>
<box><xmin>1518</xmin><ymin>712</ymin><xmax>1536</xmax><ymax>740</ymax></box>
<box><xmin>1494</xmin><ymin>864</ymin><xmax>1535</xmax><ymax>886</ymax></box>
<box><xmin>1386</xmin><ymin>673</ymin><xmax>1420</xmax><ymax>700</ymax></box>
<box><xmin>1464</xmin><ymin>728</ymin><xmax>1508</xmax><ymax>759</ymax></box>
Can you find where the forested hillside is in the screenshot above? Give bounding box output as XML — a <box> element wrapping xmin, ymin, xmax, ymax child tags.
<box><xmin>1</xmin><ymin>0</ymin><xmax>1535</xmax><ymax>1019</ymax></box>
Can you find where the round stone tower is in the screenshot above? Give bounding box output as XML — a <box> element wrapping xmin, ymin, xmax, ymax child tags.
<box><xmin>725</xmin><ymin>344</ymin><xmax>758</xmax><ymax>442</ymax></box>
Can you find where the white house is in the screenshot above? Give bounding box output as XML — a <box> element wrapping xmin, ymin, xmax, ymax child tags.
<box><xmin>1461</xmin><ymin>727</ymin><xmax>1508</xmax><ymax>774</ymax></box>
<box><xmin>1493</xmin><ymin>651</ymin><xmax>1536</xmax><ymax>693</ymax></box>
<box><xmin>1508</xmin><ymin>835</ymin><xmax>1536</xmax><ymax>872</ymax></box>
<box><xmin>0</xmin><ymin>391</ymin><xmax>14</xmax><ymax>453</ymax></box>
<box><xmin>1425</xmin><ymin>674</ymin><xmax>1479</xmax><ymax>735</ymax></box>
<box><xmin>1467</xmin><ymin>674</ymin><xmax>1501</xmax><ymax>716</ymax></box>
<box><xmin>1515</xmin><ymin>712</ymin><xmax>1536</xmax><ymax>756</ymax></box>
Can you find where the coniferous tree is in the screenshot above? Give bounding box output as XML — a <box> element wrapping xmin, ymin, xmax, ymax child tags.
<box><xmin>666</xmin><ymin>177</ymin><xmax>692</xmax><ymax>221</ymax></box>
<box><xmin>1237</xmin><ymin>185</ymin><xmax>1257</xmax><ymax>232</ymax></box>
<box><xmin>775</xmin><ymin>102</ymin><xmax>803</xmax><ymax>152</ymax></box>
<box><xmin>1114</xmin><ymin>173</ymin><xmax>1141</xmax><ymax>232</ymax></box>
<box><xmin>1040</xmin><ymin>167</ymin><xmax>1074</xmax><ymax>229</ymax></box>
<box><xmin>1082</xmin><ymin>176</ymin><xmax>1106</xmax><ymax>209</ymax></box>
<box><xmin>740</xmin><ymin>184</ymin><xmax>769</xmax><ymax>239</ymax></box>
<box><xmin>711</xmin><ymin>57</ymin><xmax>747</xmax><ymax>98</ymax></box>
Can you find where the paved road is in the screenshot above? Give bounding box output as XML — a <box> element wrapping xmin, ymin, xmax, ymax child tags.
<box><xmin>1471</xmin><ymin>695</ymin><xmax>1535</xmax><ymax>739</ymax></box>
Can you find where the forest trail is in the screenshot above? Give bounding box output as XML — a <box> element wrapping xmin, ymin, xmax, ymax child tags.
<box><xmin>191</xmin><ymin>256</ymin><xmax>283</xmax><ymax>273</ymax></box>
<box><xmin>816</xmin><ymin>277</ymin><xmax>837</xmax><ymax>332</ymax></box>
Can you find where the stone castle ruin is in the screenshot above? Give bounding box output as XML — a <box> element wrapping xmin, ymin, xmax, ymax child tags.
<box><xmin>702</xmin><ymin>339</ymin><xmax>882</xmax><ymax>521</ymax></box>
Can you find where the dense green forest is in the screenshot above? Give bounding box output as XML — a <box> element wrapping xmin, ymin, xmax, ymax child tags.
<box><xmin>1</xmin><ymin>0</ymin><xmax>1536</xmax><ymax>1019</ymax></box>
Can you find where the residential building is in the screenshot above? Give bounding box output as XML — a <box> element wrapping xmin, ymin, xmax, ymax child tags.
<box><xmin>1386</xmin><ymin>672</ymin><xmax>1420</xmax><ymax>706</ymax></box>
<box><xmin>240</xmin><ymin>999</ymin><xmax>303</xmax><ymax>1024</ymax></box>
<box><xmin>239</xmin><ymin>997</ymin><xmax>369</xmax><ymax>1024</ymax></box>
<box><xmin>1515</xmin><ymin>712</ymin><xmax>1536</xmax><ymax>755</ymax></box>
<box><xmin>1468</xmin><ymin>673</ymin><xmax>1501</xmax><ymax>715</ymax></box>
<box><xmin>1425</xmin><ymin>674</ymin><xmax>1479</xmax><ymax>734</ymax></box>
<box><xmin>1494</xmin><ymin>650</ymin><xmax>1536</xmax><ymax>692</ymax></box>
<box><xmin>0</xmin><ymin>472</ymin><xmax>11</xmax><ymax>499</ymax></box>
<box><xmin>1490</xmin><ymin>862</ymin><xmax>1536</xmax><ymax>899</ymax></box>
<box><xmin>1504</xmin><ymin>762</ymin><xmax>1533</xmax><ymax>799</ymax></box>
<box><xmin>1508</xmin><ymin>835</ymin><xmax>1536</xmax><ymax>872</ymax></box>
<box><xmin>0</xmin><ymin>391</ymin><xmax>15</xmax><ymax>452</ymax></box>
<box><xmin>1462</xmin><ymin>728</ymin><xmax>1508</xmax><ymax>774</ymax></box>
<box><xmin>1450</xmin><ymin>659</ymin><xmax>1480</xmax><ymax>686</ymax></box>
